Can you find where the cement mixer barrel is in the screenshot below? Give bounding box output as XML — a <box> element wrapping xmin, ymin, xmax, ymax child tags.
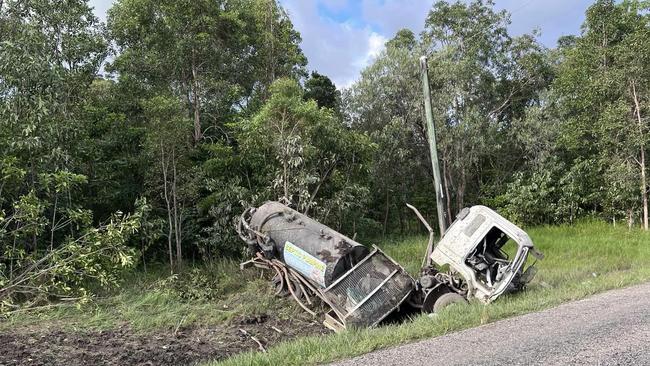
<box><xmin>247</xmin><ymin>201</ymin><xmax>369</xmax><ymax>288</ymax></box>
<box><xmin>239</xmin><ymin>201</ymin><xmax>414</xmax><ymax>329</ymax></box>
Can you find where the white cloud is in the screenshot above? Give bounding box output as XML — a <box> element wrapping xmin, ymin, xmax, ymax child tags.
<box><xmin>281</xmin><ymin>0</ymin><xmax>430</xmax><ymax>88</ymax></box>
<box><xmin>354</xmin><ymin>32</ymin><xmax>387</xmax><ymax>70</ymax></box>
<box><xmin>89</xmin><ymin>0</ymin><xmax>592</xmax><ymax>89</ymax></box>
<box><xmin>281</xmin><ymin>0</ymin><xmax>386</xmax><ymax>88</ymax></box>
<box><xmin>491</xmin><ymin>0</ymin><xmax>590</xmax><ymax>46</ymax></box>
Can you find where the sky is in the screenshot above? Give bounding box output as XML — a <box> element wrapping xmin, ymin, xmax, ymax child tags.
<box><xmin>89</xmin><ymin>0</ymin><xmax>593</xmax><ymax>88</ymax></box>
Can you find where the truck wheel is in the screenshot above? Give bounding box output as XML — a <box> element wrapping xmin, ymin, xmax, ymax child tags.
<box><xmin>433</xmin><ymin>292</ymin><xmax>467</xmax><ymax>313</ymax></box>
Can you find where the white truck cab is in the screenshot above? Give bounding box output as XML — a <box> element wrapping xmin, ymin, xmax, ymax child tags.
<box><xmin>430</xmin><ymin>205</ymin><xmax>544</xmax><ymax>303</ymax></box>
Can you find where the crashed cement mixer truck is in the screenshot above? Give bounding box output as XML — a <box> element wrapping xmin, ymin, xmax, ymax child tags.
<box><xmin>237</xmin><ymin>201</ymin><xmax>542</xmax><ymax>331</ymax></box>
<box><xmin>236</xmin><ymin>57</ymin><xmax>543</xmax><ymax>332</ymax></box>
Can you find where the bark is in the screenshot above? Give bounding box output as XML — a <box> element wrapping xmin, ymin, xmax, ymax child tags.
<box><xmin>191</xmin><ymin>52</ymin><xmax>202</xmax><ymax>143</ymax></box>
<box><xmin>161</xmin><ymin>143</ymin><xmax>174</xmax><ymax>273</ymax></box>
<box><xmin>267</xmin><ymin>0</ymin><xmax>275</xmax><ymax>86</ymax></box>
<box><xmin>383</xmin><ymin>188</ymin><xmax>390</xmax><ymax>238</ymax></box>
<box><xmin>456</xmin><ymin>164</ymin><xmax>466</xmax><ymax>216</ymax></box>
<box><xmin>398</xmin><ymin>203</ymin><xmax>404</xmax><ymax>235</ymax></box>
<box><xmin>172</xmin><ymin>149</ymin><xmax>182</xmax><ymax>268</ymax></box>
<box><xmin>632</xmin><ymin>80</ymin><xmax>648</xmax><ymax>230</ymax></box>
<box><xmin>50</xmin><ymin>193</ymin><xmax>57</xmax><ymax>252</ymax></box>
<box><xmin>141</xmin><ymin>238</ymin><xmax>147</xmax><ymax>275</ymax></box>
<box><xmin>442</xmin><ymin>157</ymin><xmax>453</xmax><ymax>225</ymax></box>
<box><xmin>10</xmin><ymin>226</ymin><xmax>17</xmax><ymax>280</ymax></box>
<box><xmin>283</xmin><ymin>158</ymin><xmax>288</xmax><ymax>201</ymax></box>
<box><xmin>303</xmin><ymin>160</ymin><xmax>337</xmax><ymax>216</ymax></box>
<box><xmin>627</xmin><ymin>209</ymin><xmax>634</xmax><ymax>230</ymax></box>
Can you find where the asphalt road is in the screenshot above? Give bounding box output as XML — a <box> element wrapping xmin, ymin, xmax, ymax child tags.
<box><xmin>331</xmin><ymin>282</ymin><xmax>650</xmax><ymax>366</ymax></box>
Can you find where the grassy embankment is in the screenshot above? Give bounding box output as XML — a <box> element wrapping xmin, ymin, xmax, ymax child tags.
<box><xmin>3</xmin><ymin>221</ymin><xmax>649</xmax><ymax>365</ymax></box>
<box><xmin>210</xmin><ymin>221</ymin><xmax>650</xmax><ymax>366</ymax></box>
<box><xmin>0</xmin><ymin>260</ymin><xmax>302</xmax><ymax>333</ymax></box>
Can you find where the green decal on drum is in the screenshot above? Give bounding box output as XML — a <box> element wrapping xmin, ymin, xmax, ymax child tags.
<box><xmin>283</xmin><ymin>241</ymin><xmax>326</xmax><ymax>287</ymax></box>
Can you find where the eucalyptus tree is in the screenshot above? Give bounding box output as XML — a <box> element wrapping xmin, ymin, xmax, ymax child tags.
<box><xmin>108</xmin><ymin>0</ymin><xmax>306</xmax><ymax>144</ymax></box>
<box><xmin>421</xmin><ymin>0</ymin><xmax>552</xmax><ymax>219</ymax></box>
<box><xmin>199</xmin><ymin>79</ymin><xmax>373</xmax><ymax>257</ymax></box>
<box><xmin>343</xmin><ymin>29</ymin><xmax>430</xmax><ymax>233</ymax></box>
<box><xmin>108</xmin><ymin>0</ymin><xmax>248</xmax><ymax>144</ymax></box>
<box><xmin>555</xmin><ymin>0</ymin><xmax>650</xmax><ymax>229</ymax></box>
<box><xmin>345</xmin><ymin>1</ymin><xmax>552</xmax><ymax>230</ymax></box>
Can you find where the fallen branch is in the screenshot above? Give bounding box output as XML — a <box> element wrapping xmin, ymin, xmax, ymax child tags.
<box><xmin>239</xmin><ymin>328</ymin><xmax>266</xmax><ymax>353</ymax></box>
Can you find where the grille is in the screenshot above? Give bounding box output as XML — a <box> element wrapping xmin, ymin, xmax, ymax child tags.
<box><xmin>323</xmin><ymin>248</ymin><xmax>413</xmax><ymax>328</ymax></box>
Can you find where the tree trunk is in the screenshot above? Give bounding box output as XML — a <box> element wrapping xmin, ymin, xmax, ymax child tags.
<box><xmin>641</xmin><ymin>148</ymin><xmax>648</xmax><ymax>231</ymax></box>
<box><xmin>304</xmin><ymin>160</ymin><xmax>336</xmax><ymax>216</ymax></box>
<box><xmin>283</xmin><ymin>158</ymin><xmax>289</xmax><ymax>202</ymax></box>
<box><xmin>632</xmin><ymin>80</ymin><xmax>648</xmax><ymax>230</ymax></box>
<box><xmin>442</xmin><ymin>157</ymin><xmax>453</xmax><ymax>225</ymax></box>
<box><xmin>456</xmin><ymin>167</ymin><xmax>466</xmax><ymax>216</ymax></box>
<box><xmin>172</xmin><ymin>149</ymin><xmax>182</xmax><ymax>269</ymax></box>
<box><xmin>50</xmin><ymin>193</ymin><xmax>57</xmax><ymax>252</ymax></box>
<box><xmin>161</xmin><ymin>143</ymin><xmax>174</xmax><ymax>274</ymax></box>
<box><xmin>266</xmin><ymin>0</ymin><xmax>276</xmax><ymax>95</ymax></box>
<box><xmin>141</xmin><ymin>238</ymin><xmax>147</xmax><ymax>275</ymax></box>
<box><xmin>398</xmin><ymin>202</ymin><xmax>404</xmax><ymax>235</ymax></box>
<box><xmin>10</xmin><ymin>227</ymin><xmax>17</xmax><ymax>280</ymax></box>
<box><xmin>191</xmin><ymin>53</ymin><xmax>202</xmax><ymax>143</ymax></box>
<box><xmin>627</xmin><ymin>209</ymin><xmax>634</xmax><ymax>231</ymax></box>
<box><xmin>383</xmin><ymin>188</ymin><xmax>390</xmax><ymax>238</ymax></box>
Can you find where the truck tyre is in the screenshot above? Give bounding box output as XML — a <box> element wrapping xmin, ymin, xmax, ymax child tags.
<box><xmin>433</xmin><ymin>292</ymin><xmax>467</xmax><ymax>313</ymax></box>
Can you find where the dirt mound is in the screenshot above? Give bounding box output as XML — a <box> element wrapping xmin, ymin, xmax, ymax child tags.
<box><xmin>0</xmin><ymin>314</ymin><xmax>329</xmax><ymax>366</ymax></box>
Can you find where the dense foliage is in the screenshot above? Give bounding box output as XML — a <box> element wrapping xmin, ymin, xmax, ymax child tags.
<box><xmin>1</xmin><ymin>0</ymin><xmax>648</xmax><ymax>311</ymax></box>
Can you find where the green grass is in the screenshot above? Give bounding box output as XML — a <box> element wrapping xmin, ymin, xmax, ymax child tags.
<box><xmin>4</xmin><ymin>221</ymin><xmax>649</xmax><ymax>364</ymax></box>
<box><xmin>208</xmin><ymin>221</ymin><xmax>650</xmax><ymax>366</ymax></box>
<box><xmin>0</xmin><ymin>260</ymin><xmax>297</xmax><ymax>333</ymax></box>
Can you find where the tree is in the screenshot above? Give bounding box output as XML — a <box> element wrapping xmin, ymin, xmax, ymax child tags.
<box><xmin>0</xmin><ymin>0</ymin><xmax>107</xmax><ymax>252</ymax></box>
<box><xmin>385</xmin><ymin>29</ymin><xmax>417</xmax><ymax>51</ymax></box>
<box><xmin>77</xmin><ymin>79</ymin><xmax>147</xmax><ymax>222</ymax></box>
<box><xmin>198</xmin><ymin>78</ymin><xmax>373</xmax><ymax>253</ymax></box>
<box><xmin>142</xmin><ymin>95</ymin><xmax>193</xmax><ymax>272</ymax></box>
<box><xmin>344</xmin><ymin>30</ymin><xmax>429</xmax><ymax>234</ymax></box>
<box><xmin>108</xmin><ymin>0</ymin><xmax>249</xmax><ymax>144</ymax></box>
<box><xmin>345</xmin><ymin>1</ymin><xmax>552</xmax><ymax>230</ymax></box>
<box><xmin>419</xmin><ymin>0</ymin><xmax>554</xmax><ymax>220</ymax></box>
<box><xmin>555</xmin><ymin>0</ymin><xmax>650</xmax><ymax>229</ymax></box>
<box><xmin>304</xmin><ymin>71</ymin><xmax>340</xmax><ymax>111</ymax></box>
<box><xmin>247</xmin><ymin>0</ymin><xmax>308</xmax><ymax>101</ymax></box>
<box><xmin>108</xmin><ymin>0</ymin><xmax>307</xmax><ymax>144</ymax></box>
<box><xmin>0</xmin><ymin>0</ymin><xmax>147</xmax><ymax>312</ymax></box>
<box><xmin>106</xmin><ymin>0</ymin><xmax>309</xmax><ymax>261</ymax></box>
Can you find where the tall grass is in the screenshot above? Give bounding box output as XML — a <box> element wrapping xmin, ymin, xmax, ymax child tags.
<box><xmin>211</xmin><ymin>221</ymin><xmax>650</xmax><ymax>366</ymax></box>
<box><xmin>0</xmin><ymin>260</ymin><xmax>295</xmax><ymax>332</ymax></box>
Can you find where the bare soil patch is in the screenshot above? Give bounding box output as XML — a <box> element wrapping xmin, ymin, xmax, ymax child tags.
<box><xmin>0</xmin><ymin>313</ymin><xmax>329</xmax><ymax>366</ymax></box>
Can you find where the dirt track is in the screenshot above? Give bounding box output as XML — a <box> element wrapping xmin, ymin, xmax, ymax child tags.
<box><xmin>332</xmin><ymin>282</ymin><xmax>650</xmax><ymax>366</ymax></box>
<box><xmin>0</xmin><ymin>313</ymin><xmax>328</xmax><ymax>366</ymax></box>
